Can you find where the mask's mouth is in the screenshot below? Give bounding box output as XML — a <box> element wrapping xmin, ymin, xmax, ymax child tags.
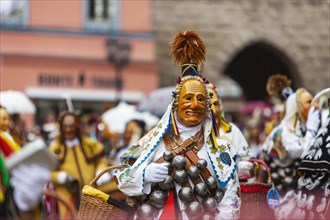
<box><xmin>185</xmin><ymin>110</ymin><xmax>201</xmax><ymax>117</ymax></box>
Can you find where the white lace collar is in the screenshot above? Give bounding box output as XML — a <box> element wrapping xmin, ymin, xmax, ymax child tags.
<box><xmin>174</xmin><ymin>113</ymin><xmax>203</xmax><ymax>141</ymax></box>
<box><xmin>65</xmin><ymin>138</ymin><xmax>80</xmax><ymax>148</ymax></box>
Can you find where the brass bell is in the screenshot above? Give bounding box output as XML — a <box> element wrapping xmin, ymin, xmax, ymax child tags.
<box><xmin>214</xmin><ymin>188</ymin><xmax>224</xmax><ymax>203</ymax></box>
<box><xmin>172</xmin><ymin>155</ymin><xmax>187</xmax><ymax>170</ymax></box>
<box><xmin>135</xmin><ymin>203</ymin><xmax>156</xmax><ymax>219</ymax></box>
<box><xmin>149</xmin><ymin>190</ymin><xmax>168</xmax><ymax>209</ymax></box>
<box><xmin>173</xmin><ymin>169</ymin><xmax>188</xmax><ymax>184</ymax></box>
<box><xmin>188</xmin><ymin>165</ymin><xmax>200</xmax><ymax>179</ymax></box>
<box><xmin>178</xmin><ymin>187</ymin><xmax>194</xmax><ymax>202</ymax></box>
<box><xmin>284</xmin><ymin>167</ymin><xmax>293</xmax><ymax>176</ymax></box>
<box><xmin>185</xmin><ymin>201</ymin><xmax>204</xmax><ymax>219</ymax></box>
<box><xmin>271</xmin><ymin>172</ymin><xmax>281</xmax><ymax>186</ymax></box>
<box><xmin>163</xmin><ymin>150</ymin><xmax>174</xmax><ymax>162</ymax></box>
<box><xmin>194</xmin><ymin>182</ymin><xmax>208</xmax><ymax>197</ymax></box>
<box><xmin>278</xmin><ymin>168</ymin><xmax>286</xmax><ymax>178</ymax></box>
<box><xmin>158</xmin><ymin>175</ymin><xmax>174</xmax><ymax>191</ymax></box>
<box><xmin>138</xmin><ymin>194</ymin><xmax>149</xmax><ymax>202</ymax></box>
<box><xmin>196</xmin><ymin>159</ymin><xmax>208</xmax><ymax>170</ymax></box>
<box><xmin>163</xmin><ymin>161</ymin><xmax>173</xmax><ymax>172</ymax></box>
<box><xmin>283</xmin><ymin>176</ymin><xmax>295</xmax><ymax>189</ymax></box>
<box><xmin>203</xmin><ymin>197</ymin><xmax>217</xmax><ymax>212</ymax></box>
<box><xmin>270</xmin><ymin>162</ymin><xmax>277</xmax><ymax>172</ymax></box>
<box><xmin>293</xmin><ymin>160</ymin><xmax>301</xmax><ymax>169</ymax></box>
<box><xmin>205</xmin><ymin>176</ymin><xmax>218</xmax><ymax>191</ymax></box>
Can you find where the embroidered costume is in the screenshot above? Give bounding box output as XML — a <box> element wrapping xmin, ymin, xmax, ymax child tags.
<box><xmin>115</xmin><ymin>30</ymin><xmax>240</xmax><ymax>220</ymax></box>
<box><xmin>49</xmin><ymin>113</ymin><xmax>109</xmax><ymax>219</ymax></box>
<box><xmin>262</xmin><ymin>89</ymin><xmax>321</xmax><ymax>198</ymax></box>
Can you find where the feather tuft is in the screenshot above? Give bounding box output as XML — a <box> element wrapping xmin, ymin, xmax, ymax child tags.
<box><xmin>266</xmin><ymin>74</ymin><xmax>292</xmax><ymax>100</ymax></box>
<box><xmin>169</xmin><ymin>30</ymin><xmax>206</xmax><ymax>70</ymax></box>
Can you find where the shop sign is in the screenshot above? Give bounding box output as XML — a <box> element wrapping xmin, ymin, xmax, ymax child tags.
<box><xmin>38</xmin><ymin>72</ymin><xmax>120</xmax><ymax>88</ymax></box>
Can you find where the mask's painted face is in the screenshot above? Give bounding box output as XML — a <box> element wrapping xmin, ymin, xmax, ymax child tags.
<box><xmin>177</xmin><ymin>79</ymin><xmax>206</xmax><ymax>127</ymax></box>
<box><xmin>300</xmin><ymin>92</ymin><xmax>313</xmax><ymax>121</ymax></box>
<box><xmin>62</xmin><ymin>115</ymin><xmax>78</xmax><ymax>140</ymax></box>
<box><xmin>124</xmin><ymin>121</ymin><xmax>140</xmax><ymax>145</ymax></box>
<box><xmin>298</xmin><ymin>90</ymin><xmax>313</xmax><ymax>123</ymax></box>
<box><xmin>0</xmin><ymin>108</ymin><xmax>10</xmax><ymax>131</ymax></box>
<box><xmin>208</xmin><ymin>87</ymin><xmax>221</xmax><ymax>121</ymax></box>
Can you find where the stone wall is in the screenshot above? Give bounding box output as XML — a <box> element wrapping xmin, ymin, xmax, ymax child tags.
<box><xmin>151</xmin><ymin>0</ymin><xmax>330</xmax><ymax>97</ymax></box>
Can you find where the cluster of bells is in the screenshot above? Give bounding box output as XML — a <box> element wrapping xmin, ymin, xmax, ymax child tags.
<box><xmin>134</xmin><ymin>150</ymin><xmax>225</xmax><ymax>220</ymax></box>
<box><xmin>263</xmin><ymin>152</ymin><xmax>301</xmax><ymax>196</ymax></box>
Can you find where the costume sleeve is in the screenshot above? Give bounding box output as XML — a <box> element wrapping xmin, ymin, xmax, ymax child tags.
<box><xmin>93</xmin><ymin>141</ymin><xmax>108</xmax><ymax>171</ymax></box>
<box><xmin>281</xmin><ymin>128</ymin><xmax>311</xmax><ymax>159</ymax></box>
<box><xmin>115</xmin><ymin>140</ymin><xmax>164</xmax><ymax>196</ymax></box>
<box><xmin>216</xmin><ymin>170</ymin><xmax>241</xmax><ymax>220</ymax></box>
<box><xmin>230</xmin><ymin>123</ymin><xmax>251</xmax><ymax>158</ymax></box>
<box><xmin>48</xmin><ymin>140</ymin><xmax>63</xmax><ymax>184</ymax></box>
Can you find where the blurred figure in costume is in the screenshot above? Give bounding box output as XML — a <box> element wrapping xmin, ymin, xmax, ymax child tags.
<box><xmin>115</xmin><ymin>119</ymin><xmax>147</xmax><ymax>165</ymax></box>
<box><xmin>274</xmin><ymin>108</ymin><xmax>329</xmax><ymax>220</ymax></box>
<box><xmin>206</xmin><ymin>83</ymin><xmax>250</xmax><ymax>158</ymax></box>
<box><xmin>265</xmin><ymin>74</ymin><xmax>294</xmax><ymax>136</ymax></box>
<box><xmin>9</xmin><ymin>113</ymin><xmax>27</xmax><ymax>147</ymax></box>
<box><xmin>206</xmin><ymin>83</ymin><xmax>258</xmax><ymax>181</ymax></box>
<box><xmin>48</xmin><ymin>111</ymin><xmax>111</xmax><ymax>219</ymax></box>
<box><xmin>115</xmin><ymin>30</ymin><xmax>240</xmax><ymax>220</ymax></box>
<box><xmin>261</xmin><ymin>87</ymin><xmax>321</xmax><ymax>196</ymax></box>
<box><xmin>101</xmin><ymin>119</ymin><xmax>148</xmax><ymax>202</ymax></box>
<box><xmin>0</xmin><ymin>105</ymin><xmax>50</xmax><ymax>219</ymax></box>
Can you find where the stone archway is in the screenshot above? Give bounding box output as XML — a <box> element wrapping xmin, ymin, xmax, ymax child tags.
<box><xmin>224</xmin><ymin>42</ymin><xmax>300</xmax><ymax>101</ymax></box>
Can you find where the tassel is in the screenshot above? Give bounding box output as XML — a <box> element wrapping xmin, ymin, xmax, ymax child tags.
<box><xmin>167</xmin><ymin>111</ymin><xmax>179</xmax><ymax>137</ymax></box>
<box><xmin>171</xmin><ymin>111</ymin><xmax>179</xmax><ymax>136</ymax></box>
<box><xmin>211</xmin><ymin>111</ymin><xmax>219</xmax><ymax>137</ymax></box>
<box><xmin>220</xmin><ymin>117</ymin><xmax>232</xmax><ymax>133</ymax></box>
<box><xmin>167</xmin><ymin>112</ymin><xmax>172</xmax><ymax>136</ymax></box>
<box><xmin>293</xmin><ymin>113</ymin><xmax>298</xmax><ymax>129</ymax></box>
<box><xmin>211</xmin><ymin>128</ymin><xmax>218</xmax><ymax>150</ymax></box>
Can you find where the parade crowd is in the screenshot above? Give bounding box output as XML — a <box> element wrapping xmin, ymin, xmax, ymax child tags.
<box><xmin>0</xmin><ymin>30</ymin><xmax>329</xmax><ymax>220</ymax></box>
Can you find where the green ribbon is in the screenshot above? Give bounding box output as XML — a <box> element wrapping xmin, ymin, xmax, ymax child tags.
<box><xmin>0</xmin><ymin>154</ymin><xmax>10</xmax><ymax>187</ymax></box>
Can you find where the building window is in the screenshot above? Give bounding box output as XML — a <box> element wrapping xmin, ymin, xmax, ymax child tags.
<box><xmin>85</xmin><ymin>0</ymin><xmax>118</xmax><ymax>30</ymax></box>
<box><xmin>0</xmin><ymin>0</ymin><xmax>26</xmax><ymax>26</ymax></box>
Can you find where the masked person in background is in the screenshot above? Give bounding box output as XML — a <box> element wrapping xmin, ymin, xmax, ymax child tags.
<box><xmin>115</xmin><ymin>119</ymin><xmax>146</xmax><ymax>166</ymax></box>
<box><xmin>266</xmin><ymin>74</ymin><xmax>294</xmax><ymax>123</ymax></box>
<box><xmin>115</xmin><ymin>30</ymin><xmax>240</xmax><ymax>220</ymax></box>
<box><xmin>48</xmin><ymin>111</ymin><xmax>111</xmax><ymax>219</ymax></box>
<box><xmin>206</xmin><ymin>83</ymin><xmax>258</xmax><ymax>181</ymax></box>
<box><xmin>261</xmin><ymin>87</ymin><xmax>321</xmax><ymax>198</ymax></box>
<box><xmin>0</xmin><ymin>105</ymin><xmax>50</xmax><ymax>219</ymax></box>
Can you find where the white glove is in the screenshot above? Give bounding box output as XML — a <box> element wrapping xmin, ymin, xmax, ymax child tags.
<box><xmin>237</xmin><ymin>160</ymin><xmax>255</xmax><ymax>180</ymax></box>
<box><xmin>305</xmin><ymin>106</ymin><xmax>320</xmax><ymax>139</ymax></box>
<box><xmin>57</xmin><ymin>171</ymin><xmax>69</xmax><ymax>184</ymax></box>
<box><xmin>95</xmin><ymin>170</ymin><xmax>112</xmax><ymax>186</ymax></box>
<box><xmin>10</xmin><ymin>164</ymin><xmax>51</xmax><ymax>211</ymax></box>
<box><xmin>144</xmin><ymin>162</ymin><xmax>168</xmax><ymax>183</ymax></box>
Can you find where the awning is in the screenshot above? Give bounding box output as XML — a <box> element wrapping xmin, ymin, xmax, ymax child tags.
<box><xmin>25</xmin><ymin>87</ymin><xmax>145</xmax><ymax>103</ymax></box>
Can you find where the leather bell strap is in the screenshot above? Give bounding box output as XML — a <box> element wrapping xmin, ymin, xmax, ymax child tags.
<box><xmin>163</xmin><ymin>129</ymin><xmax>204</xmax><ymax>156</ymax></box>
<box><xmin>158</xmin><ymin>131</ymin><xmax>213</xmax><ymax>198</ymax></box>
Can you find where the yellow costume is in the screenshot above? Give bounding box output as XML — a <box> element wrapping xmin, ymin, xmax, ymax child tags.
<box><xmin>49</xmin><ymin>136</ymin><xmax>108</xmax><ymax>219</ymax></box>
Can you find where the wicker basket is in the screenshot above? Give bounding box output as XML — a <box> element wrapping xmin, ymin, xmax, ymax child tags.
<box><xmin>240</xmin><ymin>159</ymin><xmax>273</xmax><ymax>220</ymax></box>
<box><xmin>77</xmin><ymin>165</ymin><xmax>134</xmax><ymax>220</ymax></box>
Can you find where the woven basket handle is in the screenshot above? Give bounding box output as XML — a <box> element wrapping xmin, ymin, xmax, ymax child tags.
<box><xmin>43</xmin><ymin>188</ymin><xmax>78</xmax><ymax>219</ymax></box>
<box><xmin>249</xmin><ymin>158</ymin><xmax>274</xmax><ymax>188</ymax></box>
<box><xmin>89</xmin><ymin>165</ymin><xmax>127</xmax><ymax>187</ymax></box>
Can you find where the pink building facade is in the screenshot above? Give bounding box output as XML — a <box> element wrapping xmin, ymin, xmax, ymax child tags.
<box><xmin>0</xmin><ymin>0</ymin><xmax>158</xmax><ymax>126</ymax></box>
